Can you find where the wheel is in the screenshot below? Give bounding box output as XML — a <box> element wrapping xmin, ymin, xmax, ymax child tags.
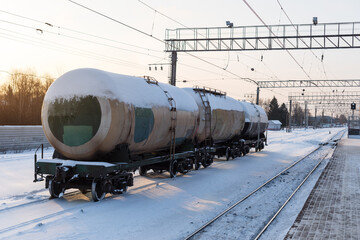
<box><xmin>226</xmin><ymin>147</ymin><xmax>231</xmax><ymax>161</ymax></box>
<box><xmin>91</xmin><ymin>179</ymin><xmax>106</xmax><ymax>202</ymax></box>
<box><xmin>169</xmin><ymin>160</ymin><xmax>178</xmax><ymax>178</ymax></box>
<box><xmin>201</xmin><ymin>153</ymin><xmax>212</xmax><ymax>168</ymax></box>
<box><xmin>139</xmin><ymin>166</ymin><xmax>147</xmax><ymax>176</ymax></box>
<box><xmin>193</xmin><ymin>155</ymin><xmax>200</xmax><ymax>170</ymax></box>
<box><xmin>194</xmin><ymin>157</ymin><xmax>200</xmax><ymax>170</ymax></box>
<box><xmin>49</xmin><ymin>178</ymin><xmax>65</xmax><ymax>199</ymax></box>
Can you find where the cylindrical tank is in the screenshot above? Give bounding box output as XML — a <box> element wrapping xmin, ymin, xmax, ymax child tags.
<box><xmin>183</xmin><ymin>88</ymin><xmax>245</xmax><ymax>143</ymax></box>
<box><xmin>42</xmin><ymin>68</ymin><xmax>198</xmax><ymax>160</ymax></box>
<box><xmin>238</xmin><ymin>101</ymin><xmax>268</xmax><ymax>139</ymax></box>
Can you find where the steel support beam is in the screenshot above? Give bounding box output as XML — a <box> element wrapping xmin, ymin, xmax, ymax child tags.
<box><xmin>165</xmin><ymin>22</ymin><xmax>360</xmax><ymax>52</ymax></box>
<box><xmin>258</xmin><ymin>80</ymin><xmax>360</xmax><ymax>88</ymax></box>
<box><xmin>288</xmin><ymin>91</ymin><xmax>360</xmax><ymax>102</ymax></box>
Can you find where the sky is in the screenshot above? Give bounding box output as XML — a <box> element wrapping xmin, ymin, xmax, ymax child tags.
<box><xmin>1</xmin><ymin>0</ymin><xmax>360</xmax><ymax>115</ymax></box>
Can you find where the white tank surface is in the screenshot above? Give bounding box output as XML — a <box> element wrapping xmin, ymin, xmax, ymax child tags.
<box><xmin>238</xmin><ymin>101</ymin><xmax>268</xmax><ymax>139</ymax></box>
<box><xmin>183</xmin><ymin>87</ymin><xmax>245</xmax><ymax>143</ymax></box>
<box><xmin>42</xmin><ymin>68</ymin><xmax>199</xmax><ymax>160</ymax></box>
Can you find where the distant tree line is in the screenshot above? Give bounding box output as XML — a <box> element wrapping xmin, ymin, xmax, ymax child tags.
<box><xmin>265</xmin><ymin>96</ymin><xmax>347</xmax><ymax>128</ymax></box>
<box><xmin>267</xmin><ymin>97</ymin><xmax>289</xmax><ymax>127</ymax></box>
<box><xmin>0</xmin><ymin>70</ymin><xmax>54</xmax><ymax>125</ymax></box>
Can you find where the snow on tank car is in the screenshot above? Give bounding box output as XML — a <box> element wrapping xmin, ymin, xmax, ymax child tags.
<box><xmin>42</xmin><ymin>68</ymin><xmax>199</xmax><ymax>161</ymax></box>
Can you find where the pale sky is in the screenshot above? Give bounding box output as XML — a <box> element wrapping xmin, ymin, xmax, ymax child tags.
<box><xmin>1</xmin><ymin>0</ymin><xmax>360</xmax><ymax>115</ymax></box>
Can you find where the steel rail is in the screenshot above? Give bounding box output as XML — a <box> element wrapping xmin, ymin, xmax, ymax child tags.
<box><xmin>184</xmin><ymin>129</ymin><xmax>346</xmax><ymax>240</ymax></box>
<box><xmin>254</xmin><ymin>129</ymin><xmax>346</xmax><ymax>240</ymax></box>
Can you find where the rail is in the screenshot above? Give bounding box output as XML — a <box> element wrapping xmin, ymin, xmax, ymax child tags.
<box><xmin>184</xmin><ymin>129</ymin><xmax>346</xmax><ymax>240</ymax></box>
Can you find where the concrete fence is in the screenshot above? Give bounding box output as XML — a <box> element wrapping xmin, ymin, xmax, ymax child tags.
<box><xmin>0</xmin><ymin>126</ymin><xmax>51</xmax><ymax>153</ymax></box>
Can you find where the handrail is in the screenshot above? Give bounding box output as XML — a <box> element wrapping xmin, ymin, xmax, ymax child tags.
<box><xmin>193</xmin><ymin>85</ymin><xmax>226</xmax><ymax>97</ymax></box>
<box><xmin>33</xmin><ymin>144</ymin><xmax>44</xmax><ymax>182</ymax></box>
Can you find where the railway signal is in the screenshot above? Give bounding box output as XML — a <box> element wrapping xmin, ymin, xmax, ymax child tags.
<box><xmin>351</xmin><ymin>102</ymin><xmax>356</xmax><ymax>110</ymax></box>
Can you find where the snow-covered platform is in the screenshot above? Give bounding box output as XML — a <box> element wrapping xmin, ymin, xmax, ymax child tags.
<box><xmin>285</xmin><ymin>138</ymin><xmax>360</xmax><ymax>239</ymax></box>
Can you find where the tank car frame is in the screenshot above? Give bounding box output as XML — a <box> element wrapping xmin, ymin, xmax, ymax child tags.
<box><xmin>34</xmin><ymin>143</ymin><xmax>215</xmax><ymax>201</ymax></box>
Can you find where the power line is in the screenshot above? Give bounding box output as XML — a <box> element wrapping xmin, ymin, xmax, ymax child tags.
<box><xmin>68</xmin><ymin>0</ymin><xmax>165</xmax><ymax>43</ymax></box>
<box><xmin>137</xmin><ymin>0</ymin><xmax>191</xmax><ymax>29</ymax></box>
<box><xmin>242</xmin><ymin>0</ymin><xmax>312</xmax><ymax>81</ymax></box>
<box><xmin>0</xmin><ymin>70</ymin><xmax>55</xmax><ymax>79</ymax></box>
<box><xmin>0</xmin><ymin>27</ymin><xmax>146</xmax><ymax>69</ymax></box>
<box><xmin>68</xmin><ymin>0</ymin><xmax>258</xmax><ymax>86</ymax></box>
<box><xmin>0</xmin><ymin>9</ymin><xmax>161</xmax><ymax>53</ymax></box>
<box><xmin>275</xmin><ymin>0</ymin><xmax>330</xmax><ymax>81</ymax></box>
<box><xmin>0</xmin><ymin>18</ymin><xmax>164</xmax><ymax>59</ymax></box>
<box><xmin>0</xmin><ymin>14</ymin><xmax>231</xmax><ymax>80</ymax></box>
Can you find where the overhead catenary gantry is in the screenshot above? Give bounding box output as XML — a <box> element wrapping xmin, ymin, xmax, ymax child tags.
<box><xmin>287</xmin><ymin>91</ymin><xmax>359</xmax><ymax>128</ymax></box>
<box><xmin>165</xmin><ymin>22</ymin><xmax>360</xmax><ymax>52</ymax></box>
<box><xmin>164</xmin><ymin>22</ymin><xmax>360</xmax><ymax>105</ymax></box>
<box><xmin>258</xmin><ymin>79</ymin><xmax>360</xmax><ymax>88</ymax></box>
<box><xmin>288</xmin><ymin>91</ymin><xmax>360</xmax><ymax>114</ymax></box>
<box><xmin>288</xmin><ymin>91</ymin><xmax>360</xmax><ymax>103</ymax></box>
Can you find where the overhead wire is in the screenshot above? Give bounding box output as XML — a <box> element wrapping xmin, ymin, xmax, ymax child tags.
<box><xmin>0</xmin><ymin>70</ymin><xmax>55</xmax><ymax>79</ymax></box>
<box><xmin>0</xmin><ymin>9</ymin><xmax>162</xmax><ymax>53</ymax></box>
<box><xmin>0</xmin><ymin>26</ymin><xmax>230</xmax><ymax>82</ymax></box>
<box><xmin>242</xmin><ymin>0</ymin><xmax>313</xmax><ymax>81</ymax></box>
<box><xmin>242</xmin><ymin>0</ymin><xmax>330</xmax><ymax>105</ymax></box>
<box><xmin>137</xmin><ymin>0</ymin><xmax>191</xmax><ymax>29</ymax></box>
<box><xmin>0</xmin><ymin>19</ymin><xmax>165</xmax><ymax>59</ymax></box>
<box><xmin>138</xmin><ymin>0</ymin><xmax>265</xmax><ymax>84</ymax></box>
<box><xmin>0</xmin><ymin>27</ymin><xmax>146</xmax><ymax>69</ymax></box>
<box><xmin>68</xmin><ymin>0</ymin><xmax>258</xmax><ymax>86</ymax></box>
<box><xmin>275</xmin><ymin>0</ymin><xmax>330</xmax><ymax>81</ymax></box>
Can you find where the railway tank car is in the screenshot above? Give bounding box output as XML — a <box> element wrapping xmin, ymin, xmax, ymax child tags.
<box><xmin>35</xmin><ymin>68</ymin><xmax>268</xmax><ymax>201</ymax></box>
<box><xmin>239</xmin><ymin>101</ymin><xmax>268</xmax><ymax>152</ymax></box>
<box><xmin>42</xmin><ymin>68</ymin><xmax>198</xmax><ymax>161</ymax></box>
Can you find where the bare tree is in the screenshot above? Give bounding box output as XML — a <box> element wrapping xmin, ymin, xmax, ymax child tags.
<box><xmin>0</xmin><ymin>69</ymin><xmax>54</xmax><ymax>125</ymax></box>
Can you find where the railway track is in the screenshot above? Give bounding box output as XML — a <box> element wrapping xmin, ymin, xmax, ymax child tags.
<box><xmin>0</xmin><ymin>189</ymin><xmax>80</xmax><ymax>214</ymax></box>
<box><xmin>185</xmin><ymin>129</ymin><xmax>346</xmax><ymax>240</ymax></box>
<box><xmin>0</xmin><ymin>168</ymin><xmax>183</xmax><ymax>236</ymax></box>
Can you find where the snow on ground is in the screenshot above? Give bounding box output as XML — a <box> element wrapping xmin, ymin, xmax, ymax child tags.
<box><xmin>0</xmin><ymin>127</ymin><xmax>345</xmax><ymax>240</ymax></box>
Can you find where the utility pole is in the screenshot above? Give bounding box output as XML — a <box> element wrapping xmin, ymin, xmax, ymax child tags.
<box><xmin>170</xmin><ymin>51</ymin><xmax>177</xmax><ymax>86</ymax></box>
<box><xmin>256</xmin><ymin>87</ymin><xmax>260</xmax><ymax>105</ymax></box>
<box><xmin>305</xmin><ymin>101</ymin><xmax>308</xmax><ymax>128</ymax></box>
<box><xmin>288</xmin><ymin>100</ymin><xmax>292</xmax><ymax>132</ymax></box>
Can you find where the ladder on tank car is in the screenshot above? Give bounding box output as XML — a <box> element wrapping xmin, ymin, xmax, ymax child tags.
<box><xmin>164</xmin><ymin>91</ymin><xmax>177</xmax><ymax>160</ymax></box>
<box><xmin>194</xmin><ymin>87</ymin><xmax>212</xmax><ymax>149</ymax></box>
<box><xmin>143</xmin><ymin>76</ymin><xmax>177</xmax><ymax>161</ymax></box>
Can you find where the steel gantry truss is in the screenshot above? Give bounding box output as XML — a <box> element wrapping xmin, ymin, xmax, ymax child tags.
<box><xmin>164</xmin><ymin>22</ymin><xmax>360</xmax><ymax>105</ymax></box>
<box><xmin>288</xmin><ymin>91</ymin><xmax>360</xmax><ymax>103</ymax></box>
<box><xmin>165</xmin><ymin>22</ymin><xmax>360</xmax><ymax>52</ymax></box>
<box><xmin>287</xmin><ymin>91</ymin><xmax>360</xmax><ymax>129</ymax></box>
<box><xmin>258</xmin><ymin>79</ymin><xmax>360</xmax><ymax>88</ymax></box>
